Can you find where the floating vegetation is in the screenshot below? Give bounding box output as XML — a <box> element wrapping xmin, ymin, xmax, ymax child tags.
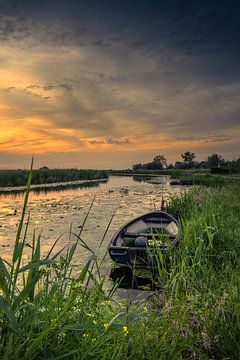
<box><xmin>0</xmin><ymin>168</ymin><xmax>240</xmax><ymax>359</ymax></box>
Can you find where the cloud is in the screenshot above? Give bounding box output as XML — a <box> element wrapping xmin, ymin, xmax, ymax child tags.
<box><xmin>88</xmin><ymin>138</ymin><xmax>132</xmax><ymax>145</ymax></box>
<box><xmin>0</xmin><ymin>0</ymin><xmax>239</xmax><ymax>167</ymax></box>
<box><xmin>173</xmin><ymin>133</ymin><xmax>240</xmax><ymax>144</ymax></box>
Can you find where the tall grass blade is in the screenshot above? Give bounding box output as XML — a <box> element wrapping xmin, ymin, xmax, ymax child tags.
<box><xmin>12</xmin><ymin>157</ymin><xmax>33</xmax><ymax>263</ymax></box>
<box><xmin>0</xmin><ymin>257</ymin><xmax>11</xmax><ymax>297</ymax></box>
<box><xmin>0</xmin><ymin>296</ymin><xmax>19</xmax><ymax>333</ymax></box>
<box><xmin>78</xmin><ymin>196</ymin><xmax>95</xmax><ymax>238</ymax></box>
<box><xmin>18</xmin><ymin>259</ymin><xmax>57</xmax><ymax>273</ymax></box>
<box><xmin>46</xmin><ymin>234</ymin><xmax>64</xmax><ymax>259</ymax></box>
<box><xmin>98</xmin><ymin>211</ymin><xmax>116</xmax><ymax>251</ymax></box>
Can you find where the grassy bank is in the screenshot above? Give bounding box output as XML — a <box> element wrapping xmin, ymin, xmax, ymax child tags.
<box><xmin>107</xmin><ymin>169</ymin><xmax>210</xmax><ymax>177</ymax></box>
<box><xmin>172</xmin><ymin>172</ymin><xmax>239</xmax><ymax>187</ymax></box>
<box><xmin>0</xmin><ymin>168</ymin><xmax>108</xmax><ymax>187</ymax></box>
<box><xmin>192</xmin><ymin>174</ymin><xmax>239</xmax><ymax>186</ymax></box>
<box><xmin>0</xmin><ymin>176</ymin><xmax>240</xmax><ymax>359</ymax></box>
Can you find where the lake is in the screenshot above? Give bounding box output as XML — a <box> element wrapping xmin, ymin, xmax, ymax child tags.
<box><xmin>0</xmin><ymin>175</ymin><xmax>185</xmax><ymax>270</ymax></box>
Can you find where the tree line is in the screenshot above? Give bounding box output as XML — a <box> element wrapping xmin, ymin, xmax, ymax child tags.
<box><xmin>132</xmin><ymin>152</ymin><xmax>240</xmax><ymax>172</ymax></box>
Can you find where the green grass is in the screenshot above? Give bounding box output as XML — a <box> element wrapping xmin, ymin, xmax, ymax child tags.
<box><xmin>171</xmin><ymin>172</ymin><xmax>239</xmax><ymax>187</ymax></box>
<box><xmin>192</xmin><ymin>174</ymin><xmax>238</xmax><ymax>186</ymax></box>
<box><xmin>0</xmin><ymin>168</ymin><xmax>240</xmax><ymax>359</ymax></box>
<box><xmin>0</xmin><ymin>168</ymin><xmax>108</xmax><ymax>187</ymax></box>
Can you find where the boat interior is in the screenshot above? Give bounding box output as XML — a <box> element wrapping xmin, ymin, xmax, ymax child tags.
<box><xmin>114</xmin><ymin>214</ymin><xmax>179</xmax><ymax>247</ymax></box>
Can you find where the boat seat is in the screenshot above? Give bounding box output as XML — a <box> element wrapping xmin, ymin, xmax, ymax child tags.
<box><xmin>123</xmin><ymin>232</ymin><xmax>176</xmax><ymax>240</ymax></box>
<box><xmin>144</xmin><ymin>218</ymin><xmax>170</xmax><ymax>223</ymax></box>
<box><xmin>123</xmin><ymin>232</ymin><xmax>142</xmax><ymax>237</ymax></box>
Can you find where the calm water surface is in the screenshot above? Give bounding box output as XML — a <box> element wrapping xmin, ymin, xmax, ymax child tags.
<box><xmin>0</xmin><ymin>176</ymin><xmax>184</xmax><ymax>270</ymax></box>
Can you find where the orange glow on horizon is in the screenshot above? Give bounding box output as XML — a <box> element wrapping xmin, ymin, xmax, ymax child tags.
<box><xmin>0</xmin><ymin>116</ymin><xmax>232</xmax><ymax>155</ymax></box>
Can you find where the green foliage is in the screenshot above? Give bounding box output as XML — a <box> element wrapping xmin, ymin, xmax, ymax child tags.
<box><xmin>0</xmin><ymin>168</ymin><xmax>240</xmax><ymax>359</ymax></box>
<box><xmin>0</xmin><ymin>168</ymin><xmax>108</xmax><ymax>187</ymax></box>
<box><xmin>181</xmin><ymin>151</ymin><xmax>196</xmax><ymax>167</ymax></box>
<box><xmin>207</xmin><ymin>153</ymin><xmax>225</xmax><ymax>168</ymax></box>
<box><xmin>192</xmin><ymin>174</ymin><xmax>237</xmax><ymax>186</ymax></box>
<box><xmin>133</xmin><ymin>154</ymin><xmax>167</xmax><ymax>171</ymax></box>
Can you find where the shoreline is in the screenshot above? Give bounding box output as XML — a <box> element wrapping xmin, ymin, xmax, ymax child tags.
<box><xmin>0</xmin><ymin>177</ymin><xmax>109</xmax><ymax>193</ymax></box>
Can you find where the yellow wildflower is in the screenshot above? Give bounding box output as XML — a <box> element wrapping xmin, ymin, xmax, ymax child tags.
<box><xmin>83</xmin><ymin>333</ymin><xmax>89</xmax><ymax>338</ymax></box>
<box><xmin>103</xmin><ymin>323</ymin><xmax>109</xmax><ymax>329</ymax></box>
<box><xmin>143</xmin><ymin>306</ymin><xmax>148</xmax><ymax>312</ymax></box>
<box><xmin>122</xmin><ymin>326</ymin><xmax>129</xmax><ymax>336</ymax></box>
<box><xmin>104</xmin><ymin>300</ymin><xmax>110</xmax><ymax>305</ymax></box>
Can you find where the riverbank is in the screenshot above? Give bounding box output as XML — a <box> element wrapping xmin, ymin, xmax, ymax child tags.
<box><xmin>0</xmin><ymin>178</ymin><xmax>108</xmax><ymax>194</ymax></box>
<box><xmin>0</xmin><ymin>168</ymin><xmax>108</xmax><ymax>187</ymax></box>
<box><xmin>0</xmin><ymin>181</ymin><xmax>239</xmax><ymax>359</ymax></box>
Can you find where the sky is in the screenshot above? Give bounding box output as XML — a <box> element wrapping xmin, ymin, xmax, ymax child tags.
<box><xmin>0</xmin><ymin>0</ymin><xmax>240</xmax><ymax>169</ymax></box>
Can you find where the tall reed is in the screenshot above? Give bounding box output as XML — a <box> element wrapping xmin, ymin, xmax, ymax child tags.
<box><xmin>0</xmin><ymin>167</ymin><xmax>240</xmax><ymax>359</ymax></box>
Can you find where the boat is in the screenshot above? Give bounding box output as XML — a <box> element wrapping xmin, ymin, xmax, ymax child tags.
<box><xmin>108</xmin><ymin>211</ymin><xmax>180</xmax><ymax>267</ymax></box>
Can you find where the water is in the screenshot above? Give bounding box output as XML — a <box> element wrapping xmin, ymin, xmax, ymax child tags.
<box><xmin>0</xmin><ymin>175</ymin><xmax>184</xmax><ymax>269</ymax></box>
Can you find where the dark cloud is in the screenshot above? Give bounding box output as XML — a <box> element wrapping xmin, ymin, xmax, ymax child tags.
<box><xmin>89</xmin><ymin>138</ymin><xmax>132</xmax><ymax>145</ymax></box>
<box><xmin>1</xmin><ymin>1</ymin><xmax>240</xmax><ymax>53</ymax></box>
<box><xmin>3</xmin><ymin>86</ymin><xmax>16</xmax><ymax>92</ymax></box>
<box><xmin>0</xmin><ymin>0</ymin><xmax>240</xmax><ymax>166</ymax></box>
<box><xmin>42</xmin><ymin>84</ymin><xmax>54</xmax><ymax>91</ymax></box>
<box><xmin>174</xmin><ymin>134</ymin><xmax>240</xmax><ymax>144</ymax></box>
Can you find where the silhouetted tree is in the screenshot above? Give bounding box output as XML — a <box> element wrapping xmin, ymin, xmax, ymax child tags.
<box><xmin>207</xmin><ymin>154</ymin><xmax>225</xmax><ymax>168</ymax></box>
<box><xmin>181</xmin><ymin>151</ymin><xmax>196</xmax><ymax>164</ymax></box>
<box><xmin>198</xmin><ymin>161</ymin><xmax>208</xmax><ymax>169</ymax></box>
<box><xmin>174</xmin><ymin>161</ymin><xmax>184</xmax><ymax>169</ymax></box>
<box><xmin>132</xmin><ymin>163</ymin><xmax>143</xmax><ymax>171</ymax></box>
<box><xmin>153</xmin><ymin>155</ymin><xmax>167</xmax><ymax>168</ymax></box>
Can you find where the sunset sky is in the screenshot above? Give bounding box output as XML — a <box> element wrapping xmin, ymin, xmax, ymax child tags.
<box><xmin>0</xmin><ymin>0</ymin><xmax>239</xmax><ymax>169</ymax></box>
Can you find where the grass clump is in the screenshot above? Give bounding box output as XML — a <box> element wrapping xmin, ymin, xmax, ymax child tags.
<box><xmin>0</xmin><ymin>166</ymin><xmax>240</xmax><ymax>359</ymax></box>
<box><xmin>192</xmin><ymin>174</ymin><xmax>237</xmax><ymax>187</ymax></box>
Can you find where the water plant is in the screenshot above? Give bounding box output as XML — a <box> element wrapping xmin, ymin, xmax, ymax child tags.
<box><xmin>0</xmin><ymin>168</ymin><xmax>108</xmax><ymax>187</ymax></box>
<box><xmin>0</xmin><ymin>165</ymin><xmax>240</xmax><ymax>359</ymax></box>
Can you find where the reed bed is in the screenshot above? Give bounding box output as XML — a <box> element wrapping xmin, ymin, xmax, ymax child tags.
<box><xmin>0</xmin><ymin>168</ymin><xmax>239</xmax><ymax>359</ymax></box>
<box><xmin>0</xmin><ymin>168</ymin><xmax>108</xmax><ymax>187</ymax></box>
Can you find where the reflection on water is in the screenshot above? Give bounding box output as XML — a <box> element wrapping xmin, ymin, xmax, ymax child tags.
<box><xmin>0</xmin><ymin>175</ymin><xmax>159</xmax><ymax>201</ymax></box>
<box><xmin>0</xmin><ymin>179</ymin><xmax>107</xmax><ymax>197</ymax></box>
<box><xmin>0</xmin><ymin>176</ymin><xmax>184</xmax><ymax>274</ymax></box>
<box><xmin>132</xmin><ymin>175</ymin><xmax>153</xmax><ymax>182</ymax></box>
<box><xmin>0</xmin><ymin>174</ymin><xmax>170</xmax><ymax>199</ymax></box>
<box><xmin>133</xmin><ymin>175</ymin><xmax>166</xmax><ymax>183</ymax></box>
<box><xmin>110</xmin><ymin>265</ymin><xmax>161</xmax><ymax>291</ymax></box>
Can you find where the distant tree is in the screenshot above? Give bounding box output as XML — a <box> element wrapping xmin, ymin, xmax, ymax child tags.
<box><xmin>143</xmin><ymin>162</ymin><xmax>158</xmax><ymax>170</ymax></box>
<box><xmin>207</xmin><ymin>154</ymin><xmax>225</xmax><ymax>168</ymax></box>
<box><xmin>174</xmin><ymin>161</ymin><xmax>184</xmax><ymax>169</ymax></box>
<box><xmin>198</xmin><ymin>161</ymin><xmax>208</xmax><ymax>169</ymax></box>
<box><xmin>236</xmin><ymin>157</ymin><xmax>240</xmax><ymax>169</ymax></box>
<box><xmin>153</xmin><ymin>155</ymin><xmax>167</xmax><ymax>168</ymax></box>
<box><xmin>131</xmin><ymin>154</ymin><xmax>168</xmax><ymax>171</ymax></box>
<box><xmin>132</xmin><ymin>163</ymin><xmax>143</xmax><ymax>171</ymax></box>
<box><xmin>191</xmin><ymin>161</ymin><xmax>200</xmax><ymax>169</ymax></box>
<box><xmin>181</xmin><ymin>151</ymin><xmax>196</xmax><ymax>166</ymax></box>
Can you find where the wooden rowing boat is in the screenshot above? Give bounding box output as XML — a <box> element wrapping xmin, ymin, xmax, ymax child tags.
<box><xmin>108</xmin><ymin>211</ymin><xmax>180</xmax><ymax>266</ymax></box>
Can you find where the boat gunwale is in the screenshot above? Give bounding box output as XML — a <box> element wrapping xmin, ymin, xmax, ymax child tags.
<box><xmin>108</xmin><ymin>210</ymin><xmax>181</xmax><ymax>253</ymax></box>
